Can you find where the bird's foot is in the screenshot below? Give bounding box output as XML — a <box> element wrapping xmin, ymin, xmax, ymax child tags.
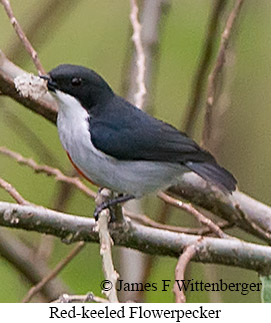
<box><xmin>93</xmin><ymin>194</ymin><xmax>135</xmax><ymax>221</ymax></box>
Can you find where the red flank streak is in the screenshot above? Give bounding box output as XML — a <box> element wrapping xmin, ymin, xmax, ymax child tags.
<box><xmin>66</xmin><ymin>151</ymin><xmax>98</xmax><ymax>186</ymax></box>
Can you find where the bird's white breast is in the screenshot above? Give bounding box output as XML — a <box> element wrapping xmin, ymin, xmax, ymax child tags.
<box><xmin>54</xmin><ymin>90</ymin><xmax>187</xmax><ymax>197</ymax></box>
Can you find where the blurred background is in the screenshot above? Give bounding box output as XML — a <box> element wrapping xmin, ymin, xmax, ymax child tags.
<box><xmin>0</xmin><ymin>0</ymin><xmax>271</xmax><ymax>302</ymax></box>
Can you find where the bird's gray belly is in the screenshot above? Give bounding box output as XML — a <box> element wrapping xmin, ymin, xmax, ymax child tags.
<box><xmin>70</xmin><ymin>143</ymin><xmax>187</xmax><ymax>197</ymax></box>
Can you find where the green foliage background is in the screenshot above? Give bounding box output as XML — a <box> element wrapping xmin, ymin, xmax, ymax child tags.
<box><xmin>1</xmin><ymin>0</ymin><xmax>271</xmax><ymax>302</ymax></box>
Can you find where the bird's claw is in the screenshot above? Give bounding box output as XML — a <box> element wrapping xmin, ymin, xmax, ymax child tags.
<box><xmin>93</xmin><ymin>202</ymin><xmax>115</xmax><ymax>221</ymax></box>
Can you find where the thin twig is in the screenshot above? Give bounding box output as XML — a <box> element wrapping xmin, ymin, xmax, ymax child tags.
<box><xmin>0</xmin><ymin>0</ymin><xmax>46</xmax><ymax>74</ymax></box>
<box><xmin>0</xmin><ymin>146</ymin><xmax>96</xmax><ymax>199</ymax></box>
<box><xmin>158</xmin><ymin>192</ymin><xmax>229</xmax><ymax>239</ymax></box>
<box><xmin>174</xmin><ymin>243</ymin><xmax>199</xmax><ymax>303</ymax></box>
<box><xmin>22</xmin><ymin>241</ymin><xmax>85</xmax><ymax>303</ymax></box>
<box><xmin>130</xmin><ymin>0</ymin><xmax>146</xmax><ymax>109</ymax></box>
<box><xmin>204</xmin><ymin>46</ymin><xmax>236</xmax><ymax>156</ymax></box>
<box><xmin>5</xmin><ymin>0</ymin><xmax>81</xmax><ymax>65</ymax></box>
<box><xmin>0</xmin><ymin>176</ymin><xmax>30</xmax><ymax>205</ymax></box>
<box><xmin>183</xmin><ymin>0</ymin><xmax>227</xmax><ymax>135</ymax></box>
<box><xmin>1</xmin><ymin>107</ymin><xmax>61</xmax><ymax>169</ymax></box>
<box><xmin>0</xmin><ymin>229</ymin><xmax>68</xmax><ymax>301</ymax></box>
<box><xmin>202</xmin><ymin>0</ymin><xmax>245</xmax><ymax>146</ymax></box>
<box><xmin>52</xmin><ymin>292</ymin><xmax>108</xmax><ymax>303</ymax></box>
<box><xmin>125</xmin><ymin>209</ymin><xmax>232</xmax><ymax>235</ymax></box>
<box><xmin>36</xmin><ymin>169</ymin><xmax>78</xmax><ymax>261</ymax></box>
<box><xmin>96</xmin><ymin>190</ymin><xmax>119</xmax><ymax>303</ymax></box>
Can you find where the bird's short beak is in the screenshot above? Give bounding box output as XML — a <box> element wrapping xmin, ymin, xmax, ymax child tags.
<box><xmin>40</xmin><ymin>75</ymin><xmax>58</xmax><ymax>92</ymax></box>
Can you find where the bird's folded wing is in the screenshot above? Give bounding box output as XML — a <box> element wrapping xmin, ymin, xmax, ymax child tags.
<box><xmin>89</xmin><ymin>98</ymin><xmax>236</xmax><ymax>192</ymax></box>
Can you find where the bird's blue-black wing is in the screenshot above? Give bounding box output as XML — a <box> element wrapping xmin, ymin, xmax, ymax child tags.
<box><xmin>89</xmin><ymin>96</ymin><xmax>236</xmax><ymax>191</ymax></box>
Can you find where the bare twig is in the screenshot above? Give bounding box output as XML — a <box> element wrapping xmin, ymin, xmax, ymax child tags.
<box><xmin>52</xmin><ymin>292</ymin><xmax>108</xmax><ymax>303</ymax></box>
<box><xmin>5</xmin><ymin>1</ymin><xmax>81</xmax><ymax>65</ymax></box>
<box><xmin>123</xmin><ymin>0</ymin><xmax>170</xmax><ymax>112</ymax></box>
<box><xmin>0</xmin><ymin>176</ymin><xmax>30</xmax><ymax>205</ymax></box>
<box><xmin>174</xmin><ymin>243</ymin><xmax>199</xmax><ymax>303</ymax></box>
<box><xmin>0</xmin><ymin>146</ymin><xmax>96</xmax><ymax>199</ymax></box>
<box><xmin>96</xmin><ymin>189</ymin><xmax>119</xmax><ymax>302</ymax></box>
<box><xmin>183</xmin><ymin>0</ymin><xmax>227</xmax><ymax>135</ymax></box>
<box><xmin>125</xmin><ymin>209</ymin><xmax>232</xmax><ymax>236</ymax></box>
<box><xmin>202</xmin><ymin>0</ymin><xmax>245</xmax><ymax>146</ymax></box>
<box><xmin>203</xmin><ymin>46</ymin><xmax>236</xmax><ymax>156</ymax></box>
<box><xmin>130</xmin><ymin>0</ymin><xmax>146</xmax><ymax>109</ymax></box>
<box><xmin>0</xmin><ymin>0</ymin><xmax>46</xmax><ymax>74</ymax></box>
<box><xmin>36</xmin><ymin>169</ymin><xmax>78</xmax><ymax>260</ymax></box>
<box><xmin>158</xmin><ymin>192</ymin><xmax>229</xmax><ymax>239</ymax></box>
<box><xmin>1</xmin><ymin>106</ymin><xmax>61</xmax><ymax>168</ymax></box>
<box><xmin>0</xmin><ymin>229</ymin><xmax>68</xmax><ymax>301</ymax></box>
<box><xmin>22</xmin><ymin>241</ymin><xmax>85</xmax><ymax>303</ymax></box>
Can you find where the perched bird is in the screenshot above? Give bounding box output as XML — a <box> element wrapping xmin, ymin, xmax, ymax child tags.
<box><xmin>41</xmin><ymin>64</ymin><xmax>236</xmax><ymax>219</ymax></box>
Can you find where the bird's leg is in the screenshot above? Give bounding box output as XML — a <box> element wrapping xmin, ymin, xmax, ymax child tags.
<box><xmin>94</xmin><ymin>194</ymin><xmax>135</xmax><ymax>221</ymax></box>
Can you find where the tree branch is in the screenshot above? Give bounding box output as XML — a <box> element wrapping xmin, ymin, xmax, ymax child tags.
<box><xmin>125</xmin><ymin>209</ymin><xmax>232</xmax><ymax>236</ymax></box>
<box><xmin>0</xmin><ymin>146</ymin><xmax>96</xmax><ymax>199</ymax></box>
<box><xmin>167</xmin><ymin>177</ymin><xmax>271</xmax><ymax>243</ymax></box>
<box><xmin>158</xmin><ymin>192</ymin><xmax>229</xmax><ymax>239</ymax></box>
<box><xmin>96</xmin><ymin>190</ymin><xmax>119</xmax><ymax>302</ymax></box>
<box><xmin>174</xmin><ymin>243</ymin><xmax>198</xmax><ymax>303</ymax></box>
<box><xmin>202</xmin><ymin>0</ymin><xmax>245</xmax><ymax>146</ymax></box>
<box><xmin>183</xmin><ymin>0</ymin><xmax>227</xmax><ymax>135</ymax></box>
<box><xmin>22</xmin><ymin>241</ymin><xmax>85</xmax><ymax>303</ymax></box>
<box><xmin>0</xmin><ymin>176</ymin><xmax>30</xmax><ymax>205</ymax></box>
<box><xmin>1</xmin><ymin>0</ymin><xmax>45</xmax><ymax>74</ymax></box>
<box><xmin>0</xmin><ymin>229</ymin><xmax>69</xmax><ymax>301</ymax></box>
<box><xmin>0</xmin><ymin>202</ymin><xmax>271</xmax><ymax>274</ymax></box>
<box><xmin>129</xmin><ymin>0</ymin><xmax>146</xmax><ymax>109</ymax></box>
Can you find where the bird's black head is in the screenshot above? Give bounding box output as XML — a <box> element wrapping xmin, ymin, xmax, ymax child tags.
<box><xmin>42</xmin><ymin>64</ymin><xmax>114</xmax><ymax>109</ymax></box>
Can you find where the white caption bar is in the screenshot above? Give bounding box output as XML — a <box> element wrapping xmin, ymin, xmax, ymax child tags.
<box><xmin>0</xmin><ymin>303</ymin><xmax>267</xmax><ymax>322</ymax></box>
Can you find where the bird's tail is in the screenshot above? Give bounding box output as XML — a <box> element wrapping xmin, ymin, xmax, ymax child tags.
<box><xmin>185</xmin><ymin>161</ymin><xmax>237</xmax><ymax>193</ymax></box>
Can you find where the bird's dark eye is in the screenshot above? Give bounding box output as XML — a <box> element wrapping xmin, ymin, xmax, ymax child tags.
<box><xmin>71</xmin><ymin>77</ymin><xmax>82</xmax><ymax>86</ymax></box>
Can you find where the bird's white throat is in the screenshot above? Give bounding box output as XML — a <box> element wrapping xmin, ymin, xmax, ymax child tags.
<box><xmin>54</xmin><ymin>90</ymin><xmax>88</xmax><ymax>119</ymax></box>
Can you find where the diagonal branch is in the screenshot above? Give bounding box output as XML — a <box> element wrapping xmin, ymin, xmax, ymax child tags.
<box><xmin>202</xmin><ymin>0</ymin><xmax>245</xmax><ymax>146</ymax></box>
<box><xmin>0</xmin><ymin>146</ymin><xmax>96</xmax><ymax>199</ymax></box>
<box><xmin>158</xmin><ymin>192</ymin><xmax>229</xmax><ymax>239</ymax></box>
<box><xmin>183</xmin><ymin>0</ymin><xmax>227</xmax><ymax>135</ymax></box>
<box><xmin>125</xmin><ymin>209</ymin><xmax>232</xmax><ymax>236</ymax></box>
<box><xmin>22</xmin><ymin>241</ymin><xmax>85</xmax><ymax>303</ymax></box>
<box><xmin>1</xmin><ymin>0</ymin><xmax>45</xmax><ymax>74</ymax></box>
<box><xmin>0</xmin><ymin>176</ymin><xmax>30</xmax><ymax>205</ymax></box>
<box><xmin>0</xmin><ymin>229</ymin><xmax>69</xmax><ymax>301</ymax></box>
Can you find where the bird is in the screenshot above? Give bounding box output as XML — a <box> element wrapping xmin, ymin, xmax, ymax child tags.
<box><xmin>41</xmin><ymin>64</ymin><xmax>237</xmax><ymax>219</ymax></box>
